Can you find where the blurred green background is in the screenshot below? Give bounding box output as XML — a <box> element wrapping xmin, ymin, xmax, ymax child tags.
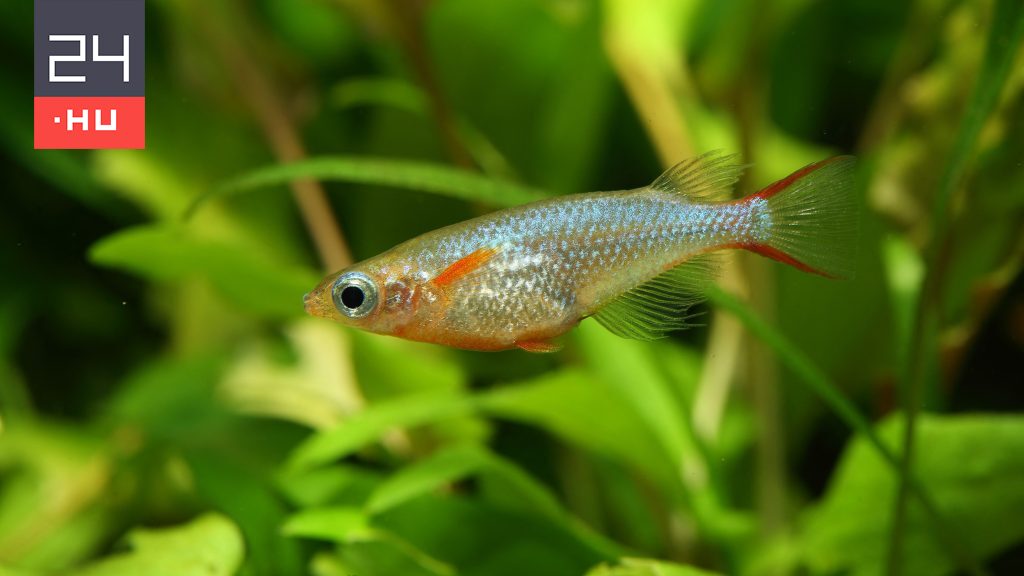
<box><xmin>2</xmin><ymin>0</ymin><xmax>1023</xmax><ymax>575</ymax></box>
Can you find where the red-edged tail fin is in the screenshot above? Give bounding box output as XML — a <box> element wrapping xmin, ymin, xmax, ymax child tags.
<box><xmin>745</xmin><ymin>156</ymin><xmax>858</xmax><ymax>279</ymax></box>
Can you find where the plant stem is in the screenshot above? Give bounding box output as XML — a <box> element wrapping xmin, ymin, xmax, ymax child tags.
<box><xmin>886</xmin><ymin>1</ymin><xmax>1024</xmax><ymax>574</ymax></box>
<box><xmin>191</xmin><ymin>0</ymin><xmax>352</xmax><ymax>271</ymax></box>
<box><xmin>706</xmin><ymin>286</ymin><xmax>982</xmax><ymax>576</ymax></box>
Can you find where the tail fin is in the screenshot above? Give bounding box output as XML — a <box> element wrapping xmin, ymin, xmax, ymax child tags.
<box><xmin>746</xmin><ymin>156</ymin><xmax>858</xmax><ymax>279</ymax></box>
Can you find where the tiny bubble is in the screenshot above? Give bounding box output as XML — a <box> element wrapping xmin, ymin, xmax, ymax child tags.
<box><xmin>121</xmin><ymin>301</ymin><xmax>127</xmax><ymax>306</ymax></box>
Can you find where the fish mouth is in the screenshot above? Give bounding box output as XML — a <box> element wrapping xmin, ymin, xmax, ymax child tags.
<box><xmin>303</xmin><ymin>289</ymin><xmax>335</xmax><ymax>319</ymax></box>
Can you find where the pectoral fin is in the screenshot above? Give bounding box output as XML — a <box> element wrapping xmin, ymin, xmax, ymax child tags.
<box><xmin>431</xmin><ymin>246</ymin><xmax>501</xmax><ymax>288</ymax></box>
<box><xmin>591</xmin><ymin>254</ymin><xmax>719</xmax><ymax>340</ymax></box>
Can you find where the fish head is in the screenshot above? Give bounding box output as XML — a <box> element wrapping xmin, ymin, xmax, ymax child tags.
<box><xmin>304</xmin><ymin>258</ymin><xmax>420</xmax><ymax>336</ymax></box>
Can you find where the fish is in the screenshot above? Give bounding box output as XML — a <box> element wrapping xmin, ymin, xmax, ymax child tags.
<box><xmin>303</xmin><ymin>151</ymin><xmax>857</xmax><ymax>352</ymax></box>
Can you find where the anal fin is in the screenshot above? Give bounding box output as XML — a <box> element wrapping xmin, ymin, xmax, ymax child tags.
<box><xmin>591</xmin><ymin>253</ymin><xmax>719</xmax><ymax>340</ymax></box>
<box><xmin>516</xmin><ymin>340</ymin><xmax>563</xmax><ymax>353</ymax></box>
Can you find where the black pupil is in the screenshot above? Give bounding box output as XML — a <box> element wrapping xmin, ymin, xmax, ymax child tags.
<box><xmin>340</xmin><ymin>286</ymin><xmax>365</xmax><ymax>309</ymax></box>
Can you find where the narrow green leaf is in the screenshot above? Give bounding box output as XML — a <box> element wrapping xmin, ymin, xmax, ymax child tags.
<box><xmin>68</xmin><ymin>514</ymin><xmax>243</xmax><ymax>576</ymax></box>
<box><xmin>286</xmin><ymin>392</ymin><xmax>475</xmax><ymax>472</ymax></box>
<box><xmin>276</xmin><ymin>465</ymin><xmax>383</xmax><ymax>509</ymax></box>
<box><xmin>190</xmin><ymin>157</ymin><xmax>549</xmax><ymax>218</ymax></box>
<box><xmin>366</xmin><ymin>443</ymin><xmax>622</xmax><ymax>558</ymax></box>
<box><xmin>326</xmin><ymin>535</ymin><xmax>457</xmax><ymax>576</ymax></box>
<box><xmin>890</xmin><ymin>4</ymin><xmax>1024</xmax><ymax>574</ymax></box>
<box><xmin>89</xmin><ymin>225</ymin><xmax>318</xmax><ymax>319</ymax></box>
<box><xmin>281</xmin><ymin>507</ymin><xmax>370</xmax><ymax>542</ymax></box>
<box><xmin>365</xmin><ymin>445</ymin><xmax>490</xmax><ymax>516</ymax></box>
<box><xmin>585</xmin><ymin>557</ymin><xmax>723</xmax><ymax>576</ymax></box>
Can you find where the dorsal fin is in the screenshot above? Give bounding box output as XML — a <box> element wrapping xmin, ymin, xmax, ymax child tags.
<box><xmin>591</xmin><ymin>254</ymin><xmax>719</xmax><ymax>340</ymax></box>
<box><xmin>649</xmin><ymin>151</ymin><xmax>745</xmax><ymax>202</ymax></box>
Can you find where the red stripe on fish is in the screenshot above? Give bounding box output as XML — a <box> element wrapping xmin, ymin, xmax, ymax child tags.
<box><xmin>726</xmin><ymin>242</ymin><xmax>836</xmax><ymax>278</ymax></box>
<box><xmin>753</xmin><ymin>156</ymin><xmax>844</xmax><ymax>200</ymax></box>
<box><xmin>432</xmin><ymin>246</ymin><xmax>500</xmax><ymax>288</ymax></box>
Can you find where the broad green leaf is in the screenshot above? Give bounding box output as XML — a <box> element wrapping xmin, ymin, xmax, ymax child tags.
<box><xmin>0</xmin><ymin>566</ymin><xmax>36</xmax><ymax>576</ymax></box>
<box><xmin>0</xmin><ymin>422</ymin><xmax>112</xmax><ymax>571</ymax></box>
<box><xmin>186</xmin><ymin>450</ymin><xmax>305</xmax><ymax>576</ymax></box>
<box><xmin>287</xmin><ymin>392</ymin><xmax>475</xmax><ymax>472</ymax></box>
<box><xmin>282</xmin><ymin>507</ymin><xmax>370</xmax><ymax>542</ymax></box>
<box><xmin>801</xmin><ymin>413</ymin><xmax>1024</xmax><ymax>576</ymax></box>
<box><xmin>349</xmin><ymin>331</ymin><xmax>465</xmax><ymax>400</ymax></box>
<box><xmin>573</xmin><ymin>321</ymin><xmax>705</xmax><ymax>499</ymax></box>
<box><xmin>193</xmin><ymin>156</ymin><xmax>549</xmax><ymax>218</ymax></box>
<box><xmin>586</xmin><ymin>557</ymin><xmax>723</xmax><ymax>576</ymax></box>
<box><xmin>89</xmin><ymin>225</ymin><xmax>318</xmax><ymax>319</ymax></box>
<box><xmin>69</xmin><ymin>514</ymin><xmax>243</xmax><ymax>576</ymax></box>
<box><xmin>103</xmin><ymin>354</ymin><xmax>226</xmax><ymax>438</ymax></box>
<box><xmin>220</xmin><ymin>320</ymin><xmax>360</xmax><ymax>430</ymax></box>
<box><xmin>477</xmin><ymin>368</ymin><xmax>671</xmax><ymax>487</ymax></box>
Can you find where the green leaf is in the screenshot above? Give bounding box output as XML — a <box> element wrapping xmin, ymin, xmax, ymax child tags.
<box><xmin>365</xmin><ymin>445</ymin><xmax>492</xmax><ymax>515</ymax></box>
<box><xmin>802</xmin><ymin>413</ymin><xmax>1024</xmax><ymax>576</ymax></box>
<box><xmin>707</xmin><ymin>286</ymin><xmax>903</xmax><ymax>471</ymax></box>
<box><xmin>477</xmin><ymin>368</ymin><xmax>671</xmax><ymax>487</ymax></box>
<box><xmin>573</xmin><ymin>321</ymin><xmax>705</xmax><ymax>500</ymax></box>
<box><xmin>890</xmin><ymin>2</ymin><xmax>1024</xmax><ymax>573</ymax></box>
<box><xmin>0</xmin><ymin>422</ymin><xmax>112</xmax><ymax>571</ymax></box>
<box><xmin>281</xmin><ymin>507</ymin><xmax>370</xmax><ymax>542</ymax></box>
<box><xmin>365</xmin><ymin>444</ymin><xmax>622</xmax><ymax>558</ymax></box>
<box><xmin>192</xmin><ymin>156</ymin><xmax>549</xmax><ymax>218</ymax></box>
<box><xmin>286</xmin><ymin>392</ymin><xmax>475</xmax><ymax>472</ymax></box>
<box><xmin>68</xmin><ymin>514</ymin><xmax>243</xmax><ymax>576</ymax></box>
<box><xmin>320</xmin><ymin>537</ymin><xmax>456</xmax><ymax>576</ymax></box>
<box><xmin>103</xmin><ymin>355</ymin><xmax>227</xmax><ymax>438</ymax></box>
<box><xmin>331</xmin><ymin>78</ymin><xmax>518</xmax><ymax>180</ymax></box>
<box><xmin>0</xmin><ymin>566</ymin><xmax>38</xmax><ymax>576</ymax></box>
<box><xmin>372</xmin><ymin>494</ymin><xmax>607</xmax><ymax>575</ymax></box>
<box><xmin>276</xmin><ymin>465</ymin><xmax>383</xmax><ymax>509</ymax></box>
<box><xmin>89</xmin><ymin>225</ymin><xmax>318</xmax><ymax>319</ymax></box>
<box><xmin>585</xmin><ymin>557</ymin><xmax>723</xmax><ymax>576</ymax></box>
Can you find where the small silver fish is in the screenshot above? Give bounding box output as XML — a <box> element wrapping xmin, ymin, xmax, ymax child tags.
<box><xmin>304</xmin><ymin>152</ymin><xmax>856</xmax><ymax>351</ymax></box>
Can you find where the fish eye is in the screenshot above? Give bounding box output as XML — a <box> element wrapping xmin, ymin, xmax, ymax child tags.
<box><xmin>332</xmin><ymin>272</ymin><xmax>378</xmax><ymax>318</ymax></box>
